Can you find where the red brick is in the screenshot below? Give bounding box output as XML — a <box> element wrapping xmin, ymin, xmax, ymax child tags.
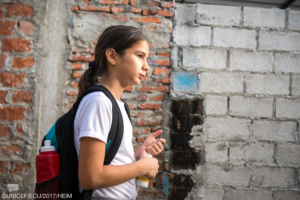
<box><xmin>157</xmin><ymin>52</ymin><xmax>170</xmax><ymax>57</ymax></box>
<box><xmin>12</xmin><ymin>56</ymin><xmax>34</xmax><ymax>69</ymax></box>
<box><xmin>161</xmin><ymin>2</ymin><xmax>173</xmax><ymax>8</ymax></box>
<box><xmin>138</xmin><ymin>103</ymin><xmax>162</xmax><ymax>110</ymax></box>
<box><xmin>153</xmin><ymin>68</ymin><xmax>170</xmax><ymax>75</ymax></box>
<box><xmin>71</xmin><ymin>81</ymin><xmax>78</xmax><ymax>88</ymax></box>
<box><xmin>2</xmin><ymin>38</ymin><xmax>31</xmax><ymax>52</ymax></box>
<box><xmin>67</xmin><ymin>90</ymin><xmax>78</xmax><ymax>96</ymax></box>
<box><xmin>133</xmin><ymin>16</ymin><xmax>161</xmax><ymax>23</ymax></box>
<box><xmin>138</xmin><ymin>189</ymin><xmax>152</xmax><ymax>195</ymax></box>
<box><xmin>12</xmin><ymin>91</ymin><xmax>32</xmax><ymax>104</ymax></box>
<box><xmin>155</xmin><ymin>111</ymin><xmax>164</xmax><ymax>116</ymax></box>
<box><xmin>151</xmin><ymin>95</ymin><xmax>165</xmax><ymax>101</ymax></box>
<box><xmin>147</xmin><ymin>1</ymin><xmax>159</xmax><ymax>6</ymax></box>
<box><xmin>131</xmin><ymin>0</ymin><xmax>137</xmax><ymax>6</ymax></box>
<box><xmin>0</xmin><ymin>5</ymin><xmax>5</xmax><ymax>18</ymax></box>
<box><xmin>124</xmin><ymin>85</ymin><xmax>133</xmax><ymax>91</ymax></box>
<box><xmin>133</xmin><ymin>94</ymin><xmax>147</xmax><ymax>101</ymax></box>
<box><xmin>85</xmin><ymin>0</ymin><xmax>90</xmax><ymax>3</ymax></box>
<box><xmin>137</xmin><ymin>136</ymin><xmax>147</xmax><ymax>142</ymax></box>
<box><xmin>12</xmin><ymin>162</ymin><xmax>30</xmax><ymax>175</ymax></box>
<box><xmin>154</xmin><ymin>154</ymin><xmax>164</xmax><ymax>161</ymax></box>
<box><xmin>156</xmin><ymin>77</ymin><xmax>170</xmax><ymax>84</ymax></box>
<box><xmin>152</xmin><ymin>59</ymin><xmax>170</xmax><ymax>67</ymax></box>
<box><xmin>0</xmin><ymin>125</ymin><xmax>11</xmax><ymax>138</ymax></box>
<box><xmin>19</xmin><ymin>20</ymin><xmax>35</xmax><ymax>36</ymax></box>
<box><xmin>169</xmin><ymin>27</ymin><xmax>173</xmax><ymax>33</ymax></box>
<box><xmin>0</xmin><ymin>54</ymin><xmax>7</xmax><ymax>69</ymax></box>
<box><xmin>0</xmin><ymin>21</ymin><xmax>16</xmax><ymax>35</ymax></box>
<box><xmin>0</xmin><ymin>144</ymin><xmax>23</xmax><ymax>157</ymax></box>
<box><xmin>0</xmin><ymin>161</ymin><xmax>9</xmax><ymax>174</ymax></box>
<box><xmin>111</xmin><ymin>14</ymin><xmax>128</xmax><ymax>21</ymax></box>
<box><xmin>7</xmin><ymin>4</ymin><xmax>34</xmax><ymax>18</ymax></box>
<box><xmin>16</xmin><ymin>124</ymin><xmax>24</xmax><ymax>135</ymax></box>
<box><xmin>157</xmin><ymin>9</ymin><xmax>174</xmax><ymax>17</ymax></box>
<box><xmin>153</xmin><ymin>190</ymin><xmax>165</xmax><ymax>197</ymax></box>
<box><xmin>0</xmin><ymin>107</ymin><xmax>25</xmax><ymax>121</ymax></box>
<box><xmin>133</xmin><ymin>127</ymin><xmax>151</xmax><ymax>134</ymax></box>
<box><xmin>71</xmin><ymin>5</ymin><xmax>79</xmax><ymax>12</ymax></box>
<box><xmin>80</xmin><ymin>5</ymin><xmax>110</xmax><ymax>12</ymax></box>
<box><xmin>73</xmin><ymin>72</ymin><xmax>83</xmax><ymax>79</ymax></box>
<box><xmin>111</xmin><ymin>7</ymin><xmax>124</xmax><ymax>13</ymax></box>
<box><xmin>69</xmin><ymin>55</ymin><xmax>94</xmax><ymax>62</ymax></box>
<box><xmin>142</xmin><ymin>9</ymin><xmax>157</xmax><ymax>15</ymax></box>
<box><xmin>138</xmin><ymin>86</ymin><xmax>152</xmax><ymax>92</ymax></box>
<box><xmin>154</xmin><ymin>181</ymin><xmax>163</xmax><ymax>188</ymax></box>
<box><xmin>153</xmin><ymin>86</ymin><xmax>169</xmax><ymax>93</ymax></box>
<box><xmin>127</xmin><ymin>103</ymin><xmax>134</xmax><ymax>109</ymax></box>
<box><xmin>137</xmin><ymin>119</ymin><xmax>162</xmax><ymax>126</ymax></box>
<box><xmin>70</xmin><ymin>63</ymin><xmax>83</xmax><ymax>70</ymax></box>
<box><xmin>131</xmin><ymin>7</ymin><xmax>141</xmax><ymax>14</ymax></box>
<box><xmin>100</xmin><ymin>0</ymin><xmax>128</xmax><ymax>4</ymax></box>
<box><xmin>0</xmin><ymin>90</ymin><xmax>8</xmax><ymax>104</ymax></box>
<box><xmin>0</xmin><ymin>72</ymin><xmax>25</xmax><ymax>87</ymax></box>
<box><xmin>69</xmin><ymin>98</ymin><xmax>76</xmax><ymax>103</ymax></box>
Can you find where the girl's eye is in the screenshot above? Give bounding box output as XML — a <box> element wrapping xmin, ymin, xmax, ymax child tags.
<box><xmin>138</xmin><ymin>55</ymin><xmax>143</xmax><ymax>58</ymax></box>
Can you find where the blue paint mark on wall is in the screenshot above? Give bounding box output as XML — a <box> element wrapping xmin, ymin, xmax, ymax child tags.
<box><xmin>173</xmin><ymin>72</ymin><xmax>198</xmax><ymax>91</ymax></box>
<box><xmin>163</xmin><ymin>175</ymin><xmax>169</xmax><ymax>197</ymax></box>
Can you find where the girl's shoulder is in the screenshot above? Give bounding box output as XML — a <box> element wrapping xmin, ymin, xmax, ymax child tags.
<box><xmin>78</xmin><ymin>91</ymin><xmax>112</xmax><ymax>111</ymax></box>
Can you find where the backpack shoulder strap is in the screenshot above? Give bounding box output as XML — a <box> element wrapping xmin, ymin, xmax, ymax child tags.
<box><xmin>120</xmin><ymin>98</ymin><xmax>131</xmax><ymax>123</ymax></box>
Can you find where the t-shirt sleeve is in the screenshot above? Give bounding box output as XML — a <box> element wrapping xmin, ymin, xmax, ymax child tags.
<box><xmin>75</xmin><ymin>93</ymin><xmax>113</xmax><ymax>144</ymax></box>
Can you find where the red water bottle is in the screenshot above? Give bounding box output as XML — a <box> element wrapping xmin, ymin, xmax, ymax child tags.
<box><xmin>36</xmin><ymin>140</ymin><xmax>60</xmax><ymax>200</ymax></box>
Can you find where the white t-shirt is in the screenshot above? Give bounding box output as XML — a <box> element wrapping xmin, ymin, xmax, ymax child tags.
<box><xmin>74</xmin><ymin>91</ymin><xmax>138</xmax><ymax>199</ymax></box>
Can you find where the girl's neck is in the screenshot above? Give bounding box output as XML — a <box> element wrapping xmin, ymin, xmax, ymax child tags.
<box><xmin>99</xmin><ymin>77</ymin><xmax>124</xmax><ymax>102</ymax></box>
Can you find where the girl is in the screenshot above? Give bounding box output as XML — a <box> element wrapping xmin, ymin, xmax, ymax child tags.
<box><xmin>73</xmin><ymin>25</ymin><xmax>166</xmax><ymax>199</ymax></box>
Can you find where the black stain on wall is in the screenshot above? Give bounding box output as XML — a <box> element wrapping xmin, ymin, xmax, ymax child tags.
<box><xmin>168</xmin><ymin>99</ymin><xmax>203</xmax><ymax>200</ymax></box>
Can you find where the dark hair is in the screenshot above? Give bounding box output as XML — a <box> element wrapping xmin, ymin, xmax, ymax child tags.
<box><xmin>77</xmin><ymin>25</ymin><xmax>147</xmax><ymax>99</ymax></box>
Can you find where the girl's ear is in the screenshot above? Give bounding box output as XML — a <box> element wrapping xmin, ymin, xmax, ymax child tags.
<box><xmin>106</xmin><ymin>48</ymin><xmax>117</xmax><ymax>66</ymax></box>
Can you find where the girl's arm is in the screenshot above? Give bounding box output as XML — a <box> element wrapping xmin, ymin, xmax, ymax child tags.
<box><xmin>134</xmin><ymin>130</ymin><xmax>166</xmax><ymax>159</ymax></box>
<box><xmin>78</xmin><ymin>137</ymin><xmax>159</xmax><ymax>190</ymax></box>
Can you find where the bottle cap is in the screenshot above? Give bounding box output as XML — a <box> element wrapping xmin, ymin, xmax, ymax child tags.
<box><xmin>40</xmin><ymin>140</ymin><xmax>55</xmax><ymax>152</ymax></box>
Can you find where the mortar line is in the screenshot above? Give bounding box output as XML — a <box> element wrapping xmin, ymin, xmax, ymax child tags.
<box><xmin>274</xmin><ymin>143</ymin><xmax>277</xmax><ymax>165</ymax></box>
<box><xmin>226</xmin><ymin>50</ymin><xmax>230</xmax><ymax>70</ymax></box>
<box><xmin>211</xmin><ymin>27</ymin><xmax>214</xmax><ymax>46</ymax></box>
<box><xmin>295</xmin><ymin>167</ymin><xmax>299</xmax><ymax>189</ymax></box>
<box><xmin>240</xmin><ymin>6</ymin><xmax>244</xmax><ymax>28</ymax></box>
<box><xmin>273</xmin><ymin>98</ymin><xmax>276</xmax><ymax>119</ymax></box>
<box><xmin>256</xmin><ymin>29</ymin><xmax>260</xmax><ymax>51</ymax></box>
<box><xmin>297</xmin><ymin>121</ymin><xmax>299</xmax><ymax>142</ymax></box>
<box><xmin>289</xmin><ymin>74</ymin><xmax>292</xmax><ymax>97</ymax></box>
<box><xmin>243</xmin><ymin>75</ymin><xmax>247</xmax><ymax>94</ymax></box>
<box><xmin>272</xmin><ymin>191</ymin><xmax>275</xmax><ymax>200</ymax></box>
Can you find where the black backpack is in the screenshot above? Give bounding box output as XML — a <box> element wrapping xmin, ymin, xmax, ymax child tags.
<box><xmin>35</xmin><ymin>85</ymin><xmax>131</xmax><ymax>200</ymax></box>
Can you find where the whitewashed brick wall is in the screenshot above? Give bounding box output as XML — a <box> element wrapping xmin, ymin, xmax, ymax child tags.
<box><xmin>171</xmin><ymin>3</ymin><xmax>300</xmax><ymax>200</ymax></box>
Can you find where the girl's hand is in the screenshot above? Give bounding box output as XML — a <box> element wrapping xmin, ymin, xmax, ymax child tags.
<box><xmin>143</xmin><ymin>130</ymin><xmax>166</xmax><ymax>156</ymax></box>
<box><xmin>139</xmin><ymin>148</ymin><xmax>159</xmax><ymax>179</ymax></box>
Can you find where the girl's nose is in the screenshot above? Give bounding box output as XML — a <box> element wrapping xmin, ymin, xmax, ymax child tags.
<box><xmin>144</xmin><ymin>59</ymin><xmax>150</xmax><ymax>71</ymax></box>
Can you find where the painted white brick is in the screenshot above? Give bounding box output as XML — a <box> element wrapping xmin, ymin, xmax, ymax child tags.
<box><xmin>199</xmin><ymin>72</ymin><xmax>244</xmax><ymax>93</ymax></box>
<box><xmin>206</xmin><ymin>117</ymin><xmax>251</xmax><ymax>141</ymax></box>
<box><xmin>246</xmin><ymin>74</ymin><xmax>289</xmax><ymax>95</ymax></box>
<box><xmin>275</xmin><ymin>53</ymin><xmax>300</xmax><ymax>73</ymax></box>
<box><xmin>292</xmin><ymin>75</ymin><xmax>300</xmax><ymax>96</ymax></box>
<box><xmin>276</xmin><ymin>98</ymin><xmax>300</xmax><ymax>118</ymax></box>
<box><xmin>252</xmin><ymin>166</ymin><xmax>296</xmax><ymax>188</ymax></box>
<box><xmin>171</xmin><ymin>47</ymin><xmax>178</xmax><ymax>69</ymax></box>
<box><xmin>205</xmin><ymin>95</ymin><xmax>227</xmax><ymax>115</ymax></box>
<box><xmin>204</xmin><ymin>189</ymin><xmax>224</xmax><ymax>200</ymax></box>
<box><xmin>196</xmin><ymin>4</ymin><xmax>240</xmax><ymax>26</ymax></box>
<box><xmin>260</xmin><ymin>31</ymin><xmax>300</xmax><ymax>51</ymax></box>
<box><xmin>277</xmin><ymin>144</ymin><xmax>300</xmax><ymax>165</ymax></box>
<box><xmin>229</xmin><ymin>96</ymin><xmax>273</xmax><ymax>118</ymax></box>
<box><xmin>244</xmin><ymin>7</ymin><xmax>285</xmax><ymax>29</ymax></box>
<box><xmin>214</xmin><ymin>28</ymin><xmax>256</xmax><ymax>49</ymax></box>
<box><xmin>175</xmin><ymin>4</ymin><xmax>196</xmax><ymax>24</ymax></box>
<box><xmin>205</xmin><ymin>142</ymin><xmax>228</xmax><ymax>163</ymax></box>
<box><xmin>183</xmin><ymin>48</ymin><xmax>226</xmax><ymax>69</ymax></box>
<box><xmin>173</xmin><ymin>25</ymin><xmax>211</xmax><ymax>46</ymax></box>
<box><xmin>205</xmin><ymin>164</ymin><xmax>251</xmax><ymax>187</ymax></box>
<box><xmin>230</xmin><ymin>50</ymin><xmax>273</xmax><ymax>72</ymax></box>
<box><xmin>289</xmin><ymin>10</ymin><xmax>300</xmax><ymax>30</ymax></box>
<box><xmin>230</xmin><ymin>143</ymin><xmax>274</xmax><ymax>164</ymax></box>
<box><xmin>275</xmin><ymin>191</ymin><xmax>300</xmax><ymax>200</ymax></box>
<box><xmin>227</xmin><ymin>190</ymin><xmax>273</xmax><ymax>200</ymax></box>
<box><xmin>253</xmin><ymin>120</ymin><xmax>297</xmax><ymax>142</ymax></box>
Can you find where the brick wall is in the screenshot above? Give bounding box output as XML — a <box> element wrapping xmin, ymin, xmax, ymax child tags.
<box><xmin>68</xmin><ymin>0</ymin><xmax>173</xmax><ymax>199</ymax></box>
<box><xmin>171</xmin><ymin>4</ymin><xmax>300</xmax><ymax>199</ymax></box>
<box><xmin>0</xmin><ymin>1</ymin><xmax>38</xmax><ymax>194</ymax></box>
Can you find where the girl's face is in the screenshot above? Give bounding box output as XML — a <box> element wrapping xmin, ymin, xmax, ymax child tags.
<box><xmin>115</xmin><ymin>40</ymin><xmax>150</xmax><ymax>86</ymax></box>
